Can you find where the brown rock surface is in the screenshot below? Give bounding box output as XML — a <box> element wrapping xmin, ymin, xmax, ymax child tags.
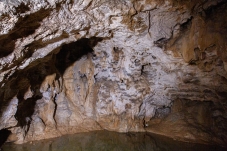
<box><xmin>0</xmin><ymin>0</ymin><xmax>226</xmax><ymax>146</ymax></box>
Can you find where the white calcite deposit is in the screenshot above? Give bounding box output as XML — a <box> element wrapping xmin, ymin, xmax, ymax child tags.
<box><xmin>0</xmin><ymin>0</ymin><xmax>227</xmax><ymax>146</ymax></box>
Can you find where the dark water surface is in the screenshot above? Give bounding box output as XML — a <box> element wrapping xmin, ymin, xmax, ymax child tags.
<box><xmin>2</xmin><ymin>131</ymin><xmax>227</xmax><ymax>151</ymax></box>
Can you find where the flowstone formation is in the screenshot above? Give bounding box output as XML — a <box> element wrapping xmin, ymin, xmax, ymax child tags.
<box><xmin>0</xmin><ymin>0</ymin><xmax>227</xmax><ymax>146</ymax></box>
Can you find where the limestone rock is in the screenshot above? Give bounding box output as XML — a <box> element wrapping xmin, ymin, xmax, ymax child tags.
<box><xmin>0</xmin><ymin>0</ymin><xmax>227</xmax><ymax>146</ymax></box>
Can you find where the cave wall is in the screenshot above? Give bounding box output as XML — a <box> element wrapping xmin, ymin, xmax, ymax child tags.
<box><xmin>0</xmin><ymin>0</ymin><xmax>227</xmax><ymax>145</ymax></box>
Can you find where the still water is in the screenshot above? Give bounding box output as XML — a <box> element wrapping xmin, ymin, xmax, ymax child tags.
<box><xmin>2</xmin><ymin>131</ymin><xmax>226</xmax><ymax>151</ymax></box>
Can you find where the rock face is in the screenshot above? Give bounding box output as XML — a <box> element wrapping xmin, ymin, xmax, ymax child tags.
<box><xmin>0</xmin><ymin>0</ymin><xmax>227</xmax><ymax>146</ymax></box>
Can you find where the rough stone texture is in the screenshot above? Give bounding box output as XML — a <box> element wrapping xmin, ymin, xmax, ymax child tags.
<box><xmin>0</xmin><ymin>0</ymin><xmax>227</xmax><ymax>146</ymax></box>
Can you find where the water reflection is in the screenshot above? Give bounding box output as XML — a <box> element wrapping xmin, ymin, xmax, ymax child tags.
<box><xmin>2</xmin><ymin>131</ymin><xmax>226</xmax><ymax>151</ymax></box>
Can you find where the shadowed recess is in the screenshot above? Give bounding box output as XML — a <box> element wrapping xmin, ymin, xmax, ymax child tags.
<box><xmin>0</xmin><ymin>7</ymin><xmax>51</xmax><ymax>58</ymax></box>
<box><xmin>55</xmin><ymin>37</ymin><xmax>103</xmax><ymax>75</ymax></box>
<box><xmin>14</xmin><ymin>37</ymin><xmax>102</xmax><ymax>127</ymax></box>
<box><xmin>0</xmin><ymin>129</ymin><xmax>11</xmax><ymax>148</ymax></box>
<box><xmin>0</xmin><ymin>37</ymin><xmax>102</xmax><ymax>144</ymax></box>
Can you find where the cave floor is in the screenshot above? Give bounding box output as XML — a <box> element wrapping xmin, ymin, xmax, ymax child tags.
<box><xmin>2</xmin><ymin>130</ymin><xmax>226</xmax><ymax>151</ymax></box>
